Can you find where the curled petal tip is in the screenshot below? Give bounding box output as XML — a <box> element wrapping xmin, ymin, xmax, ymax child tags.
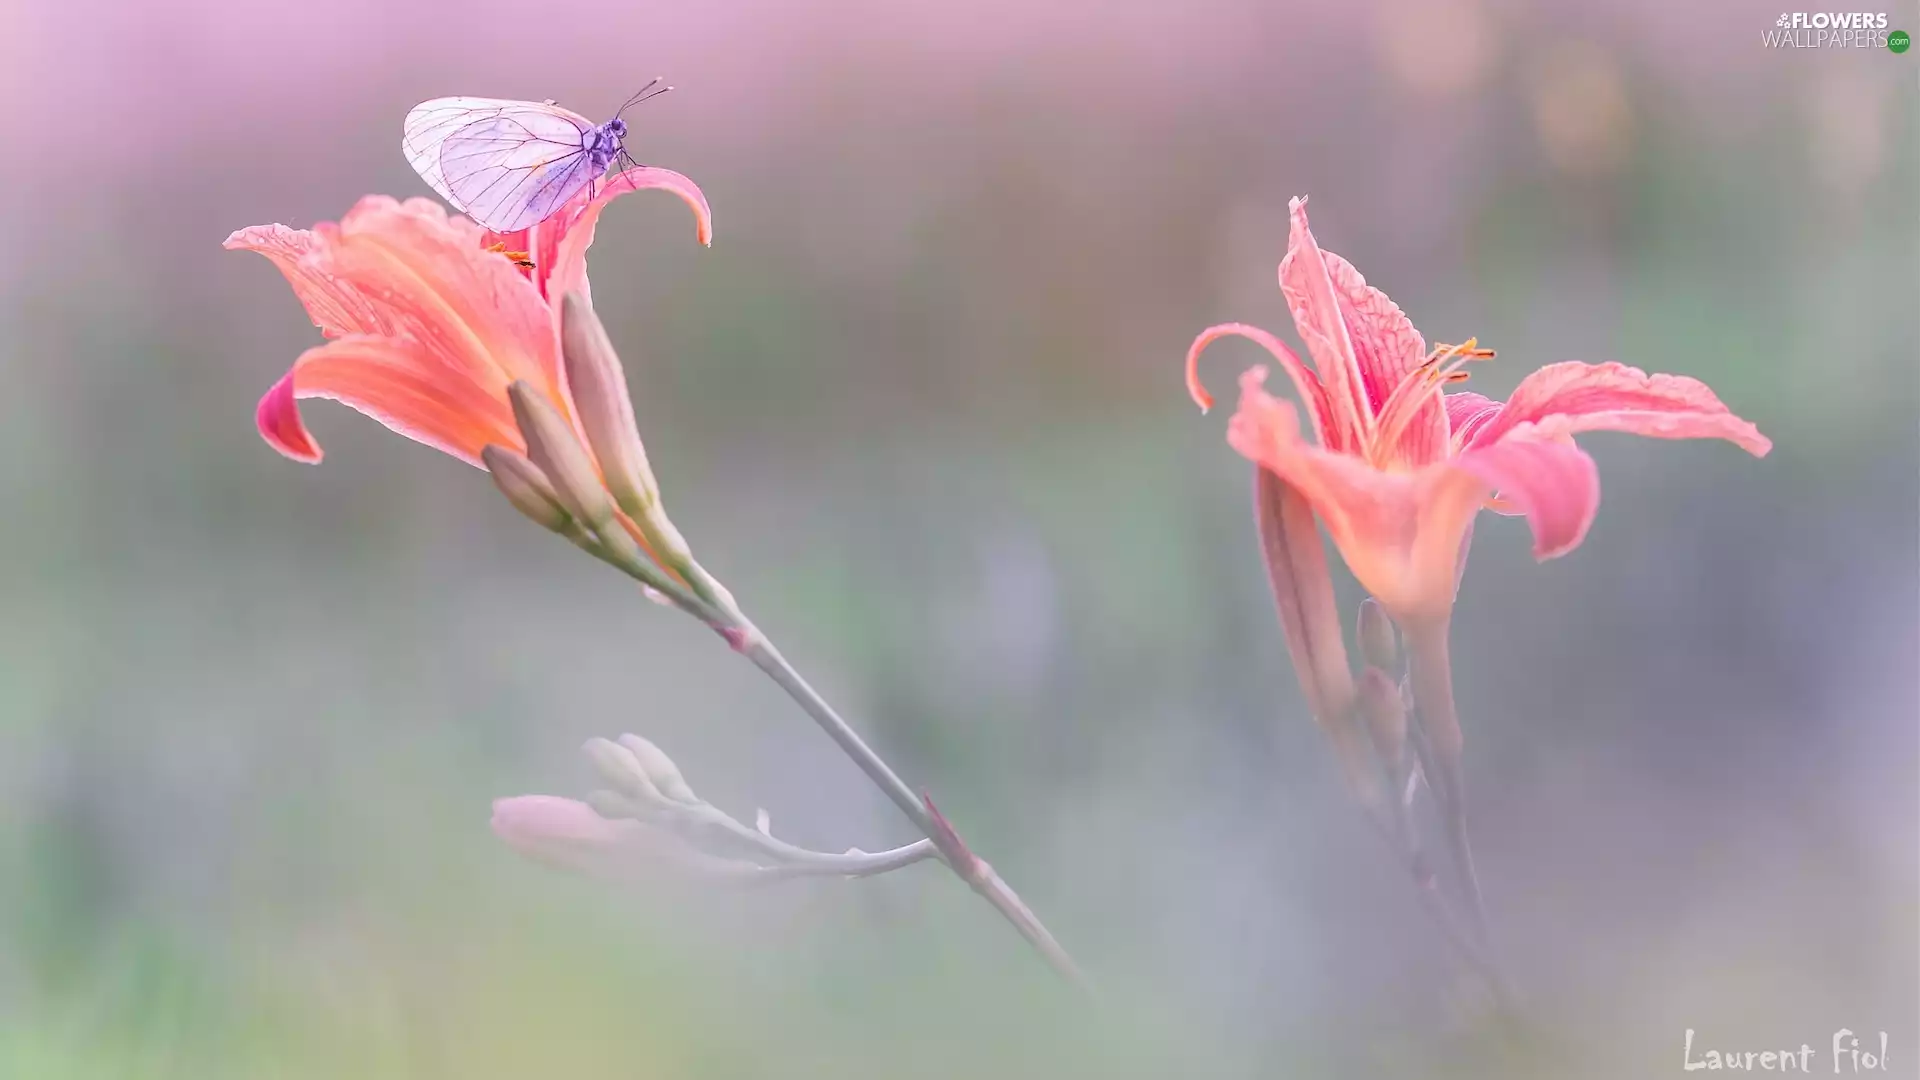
<box><xmin>607</xmin><ymin>166</ymin><xmax>713</xmax><ymax>247</ymax></box>
<box><xmin>1184</xmin><ymin>323</ymin><xmax>1335</xmax><ymax>446</ymax></box>
<box><xmin>1183</xmin><ymin>328</ymin><xmax>1226</xmax><ymax>412</ymax></box>
<box><xmin>255</xmin><ymin>371</ymin><xmax>324</xmax><ymax>463</ymax></box>
<box><xmin>1186</xmin><ymin>324</ymin><xmax>1283</xmax><ymax>413</ymax></box>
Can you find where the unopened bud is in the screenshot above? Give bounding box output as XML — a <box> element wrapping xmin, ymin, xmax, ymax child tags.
<box><xmin>616</xmin><ymin>733</ymin><xmax>700</xmax><ymax>805</ymax></box>
<box><xmin>583</xmin><ymin>736</ymin><xmax>661</xmax><ymax>802</ymax></box>
<box><xmin>508</xmin><ymin>380</ymin><xmax>614</xmax><ymax>530</ymax></box>
<box><xmin>481</xmin><ymin>445</ymin><xmax>570</xmax><ymax>533</ymax></box>
<box><xmin>584</xmin><ymin>787</ymin><xmax>649</xmax><ymax>822</ymax></box>
<box><xmin>1358</xmin><ymin>666</ymin><xmax>1408</xmax><ymax>771</ymax></box>
<box><xmin>490</xmin><ymin>795</ymin><xmax>629</xmax><ymax>875</ymax></box>
<box><xmin>493</xmin><ymin>794</ymin><xmax>758</xmax><ymax>882</ymax></box>
<box><xmin>1253</xmin><ymin>470</ymin><xmax>1356</xmax><ymax>725</ymax></box>
<box><xmin>561</xmin><ymin>293</ymin><xmax>662</xmax><ymax>517</ymax></box>
<box><xmin>1357</xmin><ymin>598</ymin><xmax>1399</xmax><ymax>672</ymax></box>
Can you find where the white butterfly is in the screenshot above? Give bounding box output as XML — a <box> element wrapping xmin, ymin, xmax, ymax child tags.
<box><xmin>402</xmin><ymin>82</ymin><xmax>669</xmax><ymax>234</ymax></box>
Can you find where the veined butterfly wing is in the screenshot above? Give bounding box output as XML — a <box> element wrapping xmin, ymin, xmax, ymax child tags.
<box><xmin>402</xmin><ymin>97</ymin><xmax>600</xmax><ymax>232</ymax></box>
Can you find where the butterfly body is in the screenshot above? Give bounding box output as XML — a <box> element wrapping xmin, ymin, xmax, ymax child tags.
<box><xmin>403</xmin><ymin>87</ymin><xmax>662</xmax><ymax>234</ymax></box>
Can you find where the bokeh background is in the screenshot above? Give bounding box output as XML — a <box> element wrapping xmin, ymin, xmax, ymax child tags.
<box><xmin>2</xmin><ymin>0</ymin><xmax>1914</xmax><ymax>1076</ymax></box>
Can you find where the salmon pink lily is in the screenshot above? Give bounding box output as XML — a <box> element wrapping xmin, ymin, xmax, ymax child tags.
<box><xmin>1187</xmin><ymin>196</ymin><xmax>1770</xmax><ymax>996</ymax></box>
<box><xmin>1188</xmin><ymin>196</ymin><xmax>1772</xmax><ymax>629</ymax></box>
<box><xmin>225</xmin><ymin>167</ymin><xmax>711</xmax><ymax>468</ymax></box>
<box><xmin>226</xmin><ymin>169</ymin><xmax>1085</xmax><ymax>985</ymax></box>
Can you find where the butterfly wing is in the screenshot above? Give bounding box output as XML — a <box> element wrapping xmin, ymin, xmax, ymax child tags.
<box><xmin>402</xmin><ymin>97</ymin><xmax>599</xmax><ymax>232</ymax></box>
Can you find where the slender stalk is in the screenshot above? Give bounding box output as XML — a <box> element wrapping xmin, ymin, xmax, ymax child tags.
<box><xmin>741</xmin><ymin>633</ymin><xmax>1089</xmax><ymax>988</ymax></box>
<box><xmin>1372</xmin><ymin>783</ymin><xmax>1512</xmax><ymax>1009</ymax></box>
<box><xmin>1401</xmin><ymin>617</ymin><xmax>1493</xmax><ymax>952</ymax></box>
<box><xmin>742</xmin><ymin>637</ymin><xmax>927</xmax><ymax>824</ymax></box>
<box><xmin>745</xmin><ymin>838</ymin><xmax>940</xmax><ymax>880</ymax></box>
<box><xmin>561</xmin><ymin>510</ymin><xmax>1086</xmax><ymax>985</ymax></box>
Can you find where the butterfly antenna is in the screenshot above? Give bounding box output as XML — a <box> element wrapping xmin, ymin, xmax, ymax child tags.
<box><xmin>617</xmin><ymin>77</ymin><xmax>673</xmax><ymax>117</ymax></box>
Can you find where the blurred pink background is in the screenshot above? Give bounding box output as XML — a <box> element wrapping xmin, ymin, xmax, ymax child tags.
<box><xmin>0</xmin><ymin>1</ymin><xmax>1913</xmax><ymax>1077</ymax></box>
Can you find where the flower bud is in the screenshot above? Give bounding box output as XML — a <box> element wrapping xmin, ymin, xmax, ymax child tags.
<box><xmin>490</xmin><ymin>795</ymin><xmax>630</xmax><ymax>875</ymax></box>
<box><xmin>481</xmin><ymin>445</ymin><xmax>570</xmax><ymax>533</ymax></box>
<box><xmin>616</xmin><ymin>734</ymin><xmax>700</xmax><ymax>805</ymax></box>
<box><xmin>583</xmin><ymin>736</ymin><xmax>662</xmax><ymax>802</ymax></box>
<box><xmin>1253</xmin><ymin>469</ymin><xmax>1356</xmax><ymax>725</ymax></box>
<box><xmin>560</xmin><ymin>293</ymin><xmax>662</xmax><ymax>516</ymax></box>
<box><xmin>1357</xmin><ymin>598</ymin><xmax>1399</xmax><ymax>672</ymax></box>
<box><xmin>493</xmin><ymin>795</ymin><xmax>759</xmax><ymax>882</ymax></box>
<box><xmin>508</xmin><ymin>380</ymin><xmax>613</xmax><ymax>530</ymax></box>
<box><xmin>1358</xmin><ymin>665</ymin><xmax>1408</xmax><ymax>772</ymax></box>
<box><xmin>584</xmin><ymin>787</ymin><xmax>648</xmax><ymax>822</ymax></box>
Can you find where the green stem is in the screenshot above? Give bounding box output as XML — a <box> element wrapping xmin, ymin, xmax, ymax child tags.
<box><xmin>741</xmin><ymin>634</ymin><xmax>1089</xmax><ymax>988</ymax></box>
<box><xmin>1401</xmin><ymin>617</ymin><xmax>1495</xmax><ymax>956</ymax></box>
<box><xmin>572</xmin><ymin>523</ymin><xmax>1086</xmax><ymax>985</ymax></box>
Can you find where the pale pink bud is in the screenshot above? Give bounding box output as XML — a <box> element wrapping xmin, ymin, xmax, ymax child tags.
<box><xmin>1357</xmin><ymin>598</ymin><xmax>1399</xmax><ymax>673</ymax></box>
<box><xmin>1357</xmin><ymin>666</ymin><xmax>1408</xmax><ymax>772</ymax></box>
<box><xmin>490</xmin><ymin>795</ymin><xmax>635</xmax><ymax>877</ymax></box>
<box><xmin>617</xmin><ymin>734</ymin><xmax>699</xmax><ymax>804</ymax></box>
<box><xmin>560</xmin><ymin>293</ymin><xmax>662</xmax><ymax>517</ymax></box>
<box><xmin>481</xmin><ymin>444</ymin><xmax>570</xmax><ymax>533</ymax></box>
<box><xmin>491</xmin><ymin>795</ymin><xmax>756</xmax><ymax>882</ymax></box>
<box><xmin>508</xmin><ymin>380</ymin><xmax>613</xmax><ymax>530</ymax></box>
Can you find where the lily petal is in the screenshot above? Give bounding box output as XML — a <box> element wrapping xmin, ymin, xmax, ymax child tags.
<box><xmin>1186</xmin><ymin>323</ymin><xmax>1335</xmax><ymax>447</ymax></box>
<box><xmin>223</xmin><ymin>223</ymin><xmax>396</xmax><ymax>339</ymax></box>
<box><xmin>1444</xmin><ymin>390</ymin><xmax>1502</xmax><ymax>447</ymax></box>
<box><xmin>1450</xmin><ymin>422</ymin><xmax>1601</xmax><ymax>560</ymax></box>
<box><xmin>322</xmin><ymin>196</ymin><xmax>560</xmax><ymax>402</ymax></box>
<box><xmin>1228</xmin><ymin>366</ymin><xmax>1445</xmax><ymax>615</ymax></box>
<box><xmin>1252</xmin><ymin>467</ymin><xmax>1354</xmax><ymax>726</ymax></box>
<box><xmin>259</xmin><ymin>335</ymin><xmax>522</xmax><ymax>467</ymax></box>
<box><xmin>1277</xmin><ymin>197</ymin><xmax>1376</xmax><ymax>447</ymax></box>
<box><xmin>1324</xmin><ymin>249</ymin><xmax>1448</xmax><ymax>468</ymax></box>
<box><xmin>535</xmin><ymin>167</ymin><xmax>714</xmax><ymax>310</ymax></box>
<box><xmin>1469</xmin><ymin>361</ymin><xmax>1773</xmax><ymax>456</ymax></box>
<box><xmin>1319</xmin><ymin>251</ymin><xmax>1428</xmax><ymax>409</ymax></box>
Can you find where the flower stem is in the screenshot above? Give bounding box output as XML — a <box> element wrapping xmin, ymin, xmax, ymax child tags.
<box><xmin>566</xmin><ymin>519</ymin><xmax>1085</xmax><ymax>984</ymax></box>
<box><xmin>1373</xmin><ymin>777</ymin><xmax>1513</xmax><ymax>1010</ymax></box>
<box><xmin>1401</xmin><ymin>618</ymin><xmax>1496</xmax><ymax>959</ymax></box>
<box><xmin>740</xmin><ymin>633</ymin><xmax>1089</xmax><ymax>988</ymax></box>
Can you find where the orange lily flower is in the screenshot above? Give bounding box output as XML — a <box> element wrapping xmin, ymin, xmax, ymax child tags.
<box><xmin>226</xmin><ymin>168</ymin><xmax>710</xmax><ymax>467</ymax></box>
<box><xmin>1188</xmin><ymin>197</ymin><xmax>1772</xmax><ymax>629</ymax></box>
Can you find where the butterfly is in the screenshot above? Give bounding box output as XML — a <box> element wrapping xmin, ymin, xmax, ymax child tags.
<box><xmin>402</xmin><ymin>80</ymin><xmax>671</xmax><ymax>234</ymax></box>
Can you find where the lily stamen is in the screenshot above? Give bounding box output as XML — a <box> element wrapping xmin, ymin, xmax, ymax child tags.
<box><xmin>1368</xmin><ymin>337</ymin><xmax>1498</xmax><ymax>465</ymax></box>
<box><xmin>485</xmin><ymin>241</ymin><xmax>536</xmax><ymax>269</ymax></box>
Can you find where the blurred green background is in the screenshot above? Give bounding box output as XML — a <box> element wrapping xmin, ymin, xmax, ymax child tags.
<box><xmin>2</xmin><ymin>0</ymin><xmax>1914</xmax><ymax>1076</ymax></box>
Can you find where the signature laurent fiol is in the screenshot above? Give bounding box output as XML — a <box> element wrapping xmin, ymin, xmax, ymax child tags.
<box><xmin>1682</xmin><ymin>1028</ymin><xmax>1890</xmax><ymax>1072</ymax></box>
